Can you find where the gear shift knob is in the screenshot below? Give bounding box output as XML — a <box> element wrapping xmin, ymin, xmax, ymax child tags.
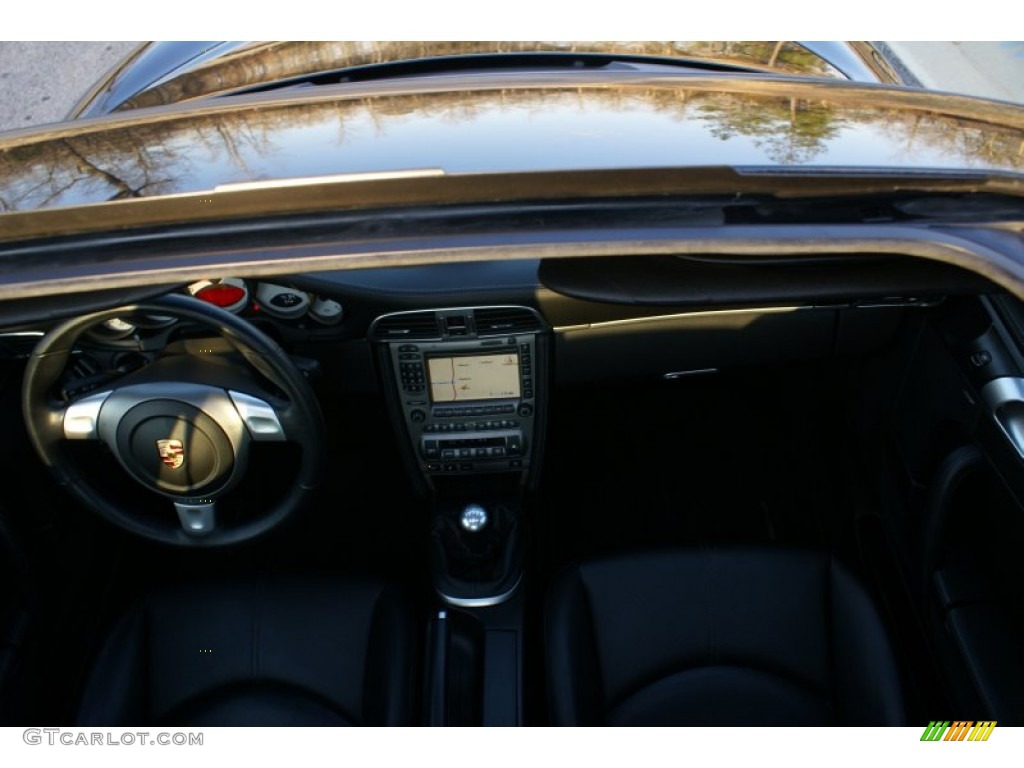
<box><xmin>460</xmin><ymin>503</ymin><xmax>488</xmax><ymax>532</ymax></box>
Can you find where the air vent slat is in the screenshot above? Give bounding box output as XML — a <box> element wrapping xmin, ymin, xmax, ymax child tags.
<box><xmin>371</xmin><ymin>312</ymin><xmax>441</xmax><ymax>340</ymax></box>
<box><xmin>473</xmin><ymin>307</ymin><xmax>543</xmax><ymax>334</ymax></box>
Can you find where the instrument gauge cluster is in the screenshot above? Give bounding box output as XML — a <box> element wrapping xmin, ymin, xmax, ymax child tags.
<box><xmin>81</xmin><ymin>279</ymin><xmax>343</xmax><ymax>346</ymax></box>
<box><xmin>187</xmin><ymin>278</ymin><xmax>343</xmax><ymax>326</ymax></box>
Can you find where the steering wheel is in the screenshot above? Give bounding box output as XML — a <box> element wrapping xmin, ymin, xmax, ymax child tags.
<box><xmin>22</xmin><ymin>293</ymin><xmax>326</xmax><ymax>547</ymax></box>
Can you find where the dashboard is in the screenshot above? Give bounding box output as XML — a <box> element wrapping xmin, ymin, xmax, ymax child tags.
<box><xmin>2</xmin><ymin>253</ymin><xmax>1000</xmax><ymax>502</ymax></box>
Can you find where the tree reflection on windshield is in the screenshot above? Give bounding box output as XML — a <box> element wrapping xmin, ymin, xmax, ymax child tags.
<box><xmin>0</xmin><ymin>80</ymin><xmax>1021</xmax><ymax>214</ymax></box>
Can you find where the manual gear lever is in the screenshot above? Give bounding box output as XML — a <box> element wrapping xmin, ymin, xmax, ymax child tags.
<box><xmin>460</xmin><ymin>503</ymin><xmax>488</xmax><ymax>532</ymax></box>
<box><xmin>431</xmin><ymin>499</ymin><xmax>522</xmax><ymax>604</ymax></box>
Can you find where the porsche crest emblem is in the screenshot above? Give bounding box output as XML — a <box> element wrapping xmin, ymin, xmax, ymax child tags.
<box><xmin>156</xmin><ymin>438</ymin><xmax>185</xmax><ymax>470</ymax></box>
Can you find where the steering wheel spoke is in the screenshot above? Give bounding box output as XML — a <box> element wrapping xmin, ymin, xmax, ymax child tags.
<box><xmin>62</xmin><ymin>390</ymin><xmax>112</xmax><ymax>440</ymax></box>
<box><xmin>174</xmin><ymin>499</ymin><xmax>217</xmax><ymax>536</ymax></box>
<box><xmin>228</xmin><ymin>390</ymin><xmax>287</xmax><ymax>441</ymax></box>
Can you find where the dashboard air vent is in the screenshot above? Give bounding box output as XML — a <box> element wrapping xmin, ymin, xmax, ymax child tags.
<box><xmin>473</xmin><ymin>307</ymin><xmax>544</xmax><ymax>335</ymax></box>
<box><xmin>0</xmin><ymin>331</ymin><xmax>43</xmax><ymax>359</ymax></box>
<box><xmin>371</xmin><ymin>312</ymin><xmax>441</xmax><ymax>340</ymax></box>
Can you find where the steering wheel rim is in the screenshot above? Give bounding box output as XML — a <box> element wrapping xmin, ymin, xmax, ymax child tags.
<box><xmin>22</xmin><ymin>293</ymin><xmax>326</xmax><ymax>547</ymax></box>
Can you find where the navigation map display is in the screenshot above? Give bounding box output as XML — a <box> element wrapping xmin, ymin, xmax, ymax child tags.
<box><xmin>428</xmin><ymin>353</ymin><xmax>520</xmax><ymax>402</ymax></box>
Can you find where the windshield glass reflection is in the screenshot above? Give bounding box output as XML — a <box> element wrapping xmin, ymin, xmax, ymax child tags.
<box><xmin>1</xmin><ymin>83</ymin><xmax>1021</xmax><ymax>213</ymax></box>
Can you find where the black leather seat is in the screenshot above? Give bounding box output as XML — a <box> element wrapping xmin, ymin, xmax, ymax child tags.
<box><xmin>545</xmin><ymin>549</ymin><xmax>906</xmax><ymax>726</ymax></box>
<box><xmin>77</xmin><ymin>577</ymin><xmax>416</xmax><ymax>726</ymax></box>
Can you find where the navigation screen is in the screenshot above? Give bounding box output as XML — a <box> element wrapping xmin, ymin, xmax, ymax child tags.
<box><xmin>428</xmin><ymin>353</ymin><xmax>520</xmax><ymax>402</ymax></box>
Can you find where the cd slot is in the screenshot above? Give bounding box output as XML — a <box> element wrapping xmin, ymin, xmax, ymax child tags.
<box><xmin>434</xmin><ymin>404</ymin><xmax>516</xmax><ymax>417</ymax></box>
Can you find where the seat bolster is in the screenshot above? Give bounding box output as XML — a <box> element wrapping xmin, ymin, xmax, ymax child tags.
<box><xmin>76</xmin><ymin>601</ymin><xmax>149</xmax><ymax>726</ymax></box>
<box><xmin>363</xmin><ymin>583</ymin><xmax>417</xmax><ymax>726</ymax></box>
<box><xmin>545</xmin><ymin>565</ymin><xmax>606</xmax><ymax>725</ymax></box>
<box><xmin>829</xmin><ymin>560</ymin><xmax>906</xmax><ymax>725</ymax></box>
<box><xmin>608</xmin><ymin>666</ymin><xmax>833</xmax><ymax>726</ymax></box>
<box><xmin>174</xmin><ymin>685</ymin><xmax>356</xmax><ymax>726</ymax></box>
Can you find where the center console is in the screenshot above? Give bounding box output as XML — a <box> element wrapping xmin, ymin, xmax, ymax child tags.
<box><xmin>371</xmin><ymin>306</ymin><xmax>546</xmax><ymax>724</ymax></box>
<box><xmin>370</xmin><ymin>306</ymin><xmax>548</xmax><ymax>488</ymax></box>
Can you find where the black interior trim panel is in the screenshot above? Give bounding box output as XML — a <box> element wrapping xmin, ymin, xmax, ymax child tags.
<box><xmin>537</xmin><ymin>254</ymin><xmax>997</xmax><ymax>308</ymax></box>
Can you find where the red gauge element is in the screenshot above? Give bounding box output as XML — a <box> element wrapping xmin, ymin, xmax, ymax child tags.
<box><xmin>194</xmin><ymin>283</ymin><xmax>246</xmax><ymax>308</ymax></box>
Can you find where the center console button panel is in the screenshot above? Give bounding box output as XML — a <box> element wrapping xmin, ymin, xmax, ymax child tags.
<box><xmin>370</xmin><ymin>307</ymin><xmax>547</xmax><ymax>481</ymax></box>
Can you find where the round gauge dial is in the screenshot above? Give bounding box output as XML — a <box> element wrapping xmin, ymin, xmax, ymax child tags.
<box><xmin>188</xmin><ymin>278</ymin><xmax>250</xmax><ymax>313</ymax></box>
<box><xmin>255</xmin><ymin>283</ymin><xmax>310</xmax><ymax>319</ymax></box>
<box><xmin>310</xmin><ymin>296</ymin><xmax>343</xmax><ymax>325</ymax></box>
<box><xmin>86</xmin><ymin>317</ymin><xmax>136</xmax><ymax>341</ymax></box>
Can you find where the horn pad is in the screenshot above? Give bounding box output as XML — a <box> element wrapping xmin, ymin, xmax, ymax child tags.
<box><xmin>115</xmin><ymin>400</ymin><xmax>235</xmax><ymax>495</ymax></box>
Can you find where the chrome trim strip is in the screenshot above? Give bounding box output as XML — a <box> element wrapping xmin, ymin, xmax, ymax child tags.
<box><xmin>437</xmin><ymin>573</ymin><xmax>523</xmax><ymax>609</ymax></box>
<box><xmin>215</xmin><ymin>168</ymin><xmax>445</xmax><ymax>193</ymax></box>
<box><xmin>852</xmin><ymin>297</ymin><xmax>945</xmax><ymax>309</ymax></box>
<box><xmin>663</xmin><ymin>368</ymin><xmax>718</xmax><ymax>379</ymax></box>
<box><xmin>553</xmin><ymin>305</ymin><xmax>801</xmax><ymax>333</ymax></box>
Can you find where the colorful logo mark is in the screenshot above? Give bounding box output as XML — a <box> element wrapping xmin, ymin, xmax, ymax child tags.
<box><xmin>920</xmin><ymin>721</ymin><xmax>996</xmax><ymax>741</ymax></box>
